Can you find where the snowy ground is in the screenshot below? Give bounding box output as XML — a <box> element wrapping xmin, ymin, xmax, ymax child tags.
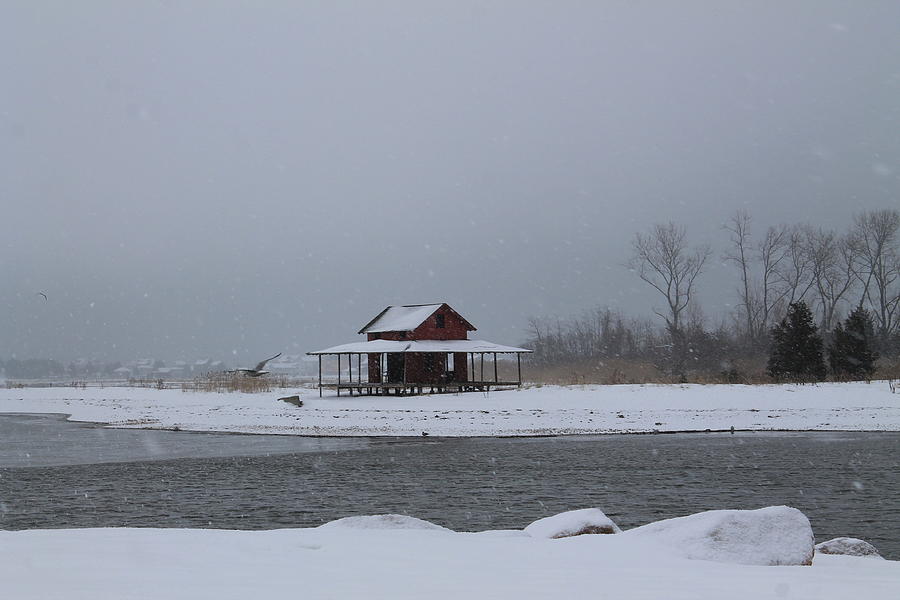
<box><xmin>5</xmin><ymin>388</ymin><xmax>898</xmax><ymax>598</ymax></box>
<box><xmin>2</xmin><ymin>520</ymin><xmax>897</xmax><ymax>599</ymax></box>
<box><xmin>1</xmin><ymin>381</ymin><xmax>899</xmax><ymax>436</ymax></box>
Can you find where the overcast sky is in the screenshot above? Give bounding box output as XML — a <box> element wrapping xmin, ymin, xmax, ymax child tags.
<box><xmin>2</xmin><ymin>1</ymin><xmax>899</xmax><ymax>363</ymax></box>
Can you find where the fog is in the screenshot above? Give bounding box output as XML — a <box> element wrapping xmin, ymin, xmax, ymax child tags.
<box><xmin>2</xmin><ymin>1</ymin><xmax>899</xmax><ymax>363</ymax></box>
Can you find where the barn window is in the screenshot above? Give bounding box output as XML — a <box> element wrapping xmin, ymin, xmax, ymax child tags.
<box><xmin>435</xmin><ymin>313</ymin><xmax>445</xmax><ymax>328</ymax></box>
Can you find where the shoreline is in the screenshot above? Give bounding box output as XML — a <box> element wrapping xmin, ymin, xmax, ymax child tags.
<box><xmin>3</xmin><ymin>411</ymin><xmax>898</xmax><ymax>439</ymax></box>
<box><xmin>1</xmin><ymin>380</ymin><xmax>899</xmax><ymax>437</ymax></box>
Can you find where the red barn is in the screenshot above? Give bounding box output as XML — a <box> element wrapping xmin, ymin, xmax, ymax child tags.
<box><xmin>309</xmin><ymin>303</ymin><xmax>531</xmax><ymax>396</ymax></box>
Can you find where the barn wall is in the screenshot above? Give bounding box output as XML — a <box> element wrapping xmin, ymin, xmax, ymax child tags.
<box><xmin>411</xmin><ymin>305</ymin><xmax>469</xmax><ymax>340</ymax></box>
<box><xmin>403</xmin><ymin>353</ymin><xmax>443</xmax><ymax>384</ymax></box>
<box><xmin>365</xmin><ymin>351</ymin><xmax>468</xmax><ymax>384</ymax></box>
<box><xmin>452</xmin><ymin>352</ymin><xmax>468</xmax><ymax>382</ymax></box>
<box><xmin>367</xmin><ymin>354</ymin><xmax>381</xmax><ymax>383</ymax></box>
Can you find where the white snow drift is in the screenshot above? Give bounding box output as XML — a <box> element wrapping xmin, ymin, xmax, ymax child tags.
<box><xmin>1</xmin><ymin>506</ymin><xmax>896</xmax><ymax>600</ymax></box>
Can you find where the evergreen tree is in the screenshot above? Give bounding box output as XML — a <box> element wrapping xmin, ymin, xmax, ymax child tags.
<box><xmin>766</xmin><ymin>301</ymin><xmax>826</xmax><ymax>382</ymax></box>
<box><xmin>828</xmin><ymin>307</ymin><xmax>878</xmax><ymax>380</ymax></box>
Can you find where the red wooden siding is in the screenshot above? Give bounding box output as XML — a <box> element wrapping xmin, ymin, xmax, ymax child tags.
<box><xmin>367</xmin><ymin>351</ymin><xmax>469</xmax><ymax>384</ymax></box>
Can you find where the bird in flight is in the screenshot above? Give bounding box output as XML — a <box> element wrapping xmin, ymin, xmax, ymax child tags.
<box><xmin>233</xmin><ymin>353</ymin><xmax>282</xmax><ymax>377</ymax></box>
<box><xmin>36</xmin><ymin>292</ymin><xmax>48</xmax><ymax>301</ymax></box>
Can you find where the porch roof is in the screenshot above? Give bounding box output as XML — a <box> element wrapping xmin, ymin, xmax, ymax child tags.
<box><xmin>307</xmin><ymin>339</ymin><xmax>532</xmax><ymax>355</ymax></box>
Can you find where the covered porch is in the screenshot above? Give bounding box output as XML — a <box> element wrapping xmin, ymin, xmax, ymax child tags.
<box><xmin>307</xmin><ymin>339</ymin><xmax>531</xmax><ymax>396</ymax></box>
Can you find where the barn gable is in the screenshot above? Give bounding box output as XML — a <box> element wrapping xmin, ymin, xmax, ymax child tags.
<box><xmin>359</xmin><ymin>303</ymin><xmax>476</xmax><ymax>336</ymax></box>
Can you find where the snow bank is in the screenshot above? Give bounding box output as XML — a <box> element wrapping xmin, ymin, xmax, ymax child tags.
<box><xmin>2</xmin><ymin>516</ymin><xmax>897</xmax><ymax>600</ymax></box>
<box><xmin>525</xmin><ymin>508</ymin><xmax>621</xmax><ymax>538</ymax></box>
<box><xmin>318</xmin><ymin>514</ymin><xmax>450</xmax><ymax>532</ymax></box>
<box><xmin>816</xmin><ymin>537</ymin><xmax>884</xmax><ymax>559</ymax></box>
<box><xmin>622</xmin><ymin>506</ymin><xmax>815</xmax><ymax>566</ymax></box>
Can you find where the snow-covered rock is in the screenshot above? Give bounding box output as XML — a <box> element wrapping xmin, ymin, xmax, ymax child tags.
<box><xmin>525</xmin><ymin>508</ymin><xmax>622</xmax><ymax>539</ymax></box>
<box><xmin>622</xmin><ymin>506</ymin><xmax>815</xmax><ymax>566</ymax></box>
<box><xmin>317</xmin><ymin>514</ymin><xmax>451</xmax><ymax>532</ymax></box>
<box><xmin>816</xmin><ymin>537</ymin><xmax>884</xmax><ymax>559</ymax></box>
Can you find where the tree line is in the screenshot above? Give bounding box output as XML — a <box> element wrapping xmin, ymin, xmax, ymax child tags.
<box><xmin>766</xmin><ymin>301</ymin><xmax>877</xmax><ymax>383</ymax></box>
<box><xmin>526</xmin><ymin>209</ymin><xmax>898</xmax><ymax>382</ymax></box>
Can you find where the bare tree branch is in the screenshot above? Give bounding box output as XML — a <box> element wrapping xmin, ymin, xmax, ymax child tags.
<box><xmin>630</xmin><ymin>222</ymin><xmax>711</xmax><ymax>374</ymax></box>
<box><xmin>850</xmin><ymin>209</ymin><xmax>900</xmax><ymax>339</ymax></box>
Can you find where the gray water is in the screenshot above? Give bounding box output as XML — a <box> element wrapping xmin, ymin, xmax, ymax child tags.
<box><xmin>0</xmin><ymin>413</ymin><xmax>372</xmax><ymax>467</ymax></box>
<box><xmin>1</xmin><ymin>414</ymin><xmax>898</xmax><ymax>559</ymax></box>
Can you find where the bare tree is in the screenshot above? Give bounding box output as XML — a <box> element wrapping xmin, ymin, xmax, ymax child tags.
<box><xmin>806</xmin><ymin>228</ymin><xmax>856</xmax><ymax>334</ymax></box>
<box><xmin>723</xmin><ymin>212</ymin><xmax>791</xmax><ymax>344</ymax></box>
<box><xmin>526</xmin><ymin>317</ymin><xmax>548</xmax><ymax>362</ymax></box>
<box><xmin>755</xmin><ymin>224</ymin><xmax>791</xmax><ymax>339</ymax></box>
<box><xmin>850</xmin><ymin>209</ymin><xmax>900</xmax><ymax>340</ymax></box>
<box><xmin>723</xmin><ymin>211</ymin><xmax>756</xmax><ymax>340</ymax></box>
<box><xmin>630</xmin><ymin>222</ymin><xmax>711</xmax><ymax>375</ymax></box>
<box><xmin>775</xmin><ymin>224</ymin><xmax>815</xmax><ymax>307</ymax></box>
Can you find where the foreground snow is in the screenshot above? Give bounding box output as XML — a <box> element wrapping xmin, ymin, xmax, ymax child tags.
<box><xmin>2</xmin><ymin>510</ymin><xmax>896</xmax><ymax>600</ymax></box>
<box><xmin>1</xmin><ymin>380</ymin><xmax>899</xmax><ymax>436</ymax></box>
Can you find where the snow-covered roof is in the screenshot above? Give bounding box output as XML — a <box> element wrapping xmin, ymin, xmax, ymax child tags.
<box><xmin>358</xmin><ymin>303</ymin><xmax>475</xmax><ymax>334</ymax></box>
<box><xmin>307</xmin><ymin>339</ymin><xmax>532</xmax><ymax>355</ymax></box>
<box><xmin>358</xmin><ymin>304</ymin><xmax>443</xmax><ymax>333</ymax></box>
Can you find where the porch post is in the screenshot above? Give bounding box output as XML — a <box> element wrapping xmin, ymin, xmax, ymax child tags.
<box><xmin>337</xmin><ymin>354</ymin><xmax>341</xmax><ymax>397</ymax></box>
<box><xmin>318</xmin><ymin>355</ymin><xmax>322</xmax><ymax>397</ymax></box>
<box><xmin>517</xmin><ymin>353</ymin><xmax>522</xmax><ymax>386</ymax></box>
<box><xmin>493</xmin><ymin>353</ymin><xmax>498</xmax><ymax>383</ymax></box>
<box><xmin>480</xmin><ymin>353</ymin><xmax>484</xmax><ymax>384</ymax></box>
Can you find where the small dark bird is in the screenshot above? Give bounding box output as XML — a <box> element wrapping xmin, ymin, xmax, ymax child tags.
<box><xmin>37</xmin><ymin>292</ymin><xmax>48</xmax><ymax>301</ymax></box>
<box><xmin>234</xmin><ymin>353</ymin><xmax>282</xmax><ymax>377</ymax></box>
<box><xmin>421</xmin><ymin>431</ymin><xmax>429</xmax><ymax>437</ymax></box>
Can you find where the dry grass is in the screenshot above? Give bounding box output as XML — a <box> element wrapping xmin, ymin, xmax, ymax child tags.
<box><xmin>525</xmin><ymin>359</ymin><xmax>669</xmax><ymax>386</ymax></box>
<box><xmin>182</xmin><ymin>372</ymin><xmax>303</xmax><ymax>393</ymax></box>
<box><xmin>524</xmin><ymin>354</ymin><xmax>899</xmax><ymax>386</ymax></box>
<box><xmin>526</xmin><ymin>356</ymin><xmax>771</xmax><ymax>386</ymax></box>
<box><xmin>872</xmin><ymin>357</ymin><xmax>900</xmax><ymax>380</ymax></box>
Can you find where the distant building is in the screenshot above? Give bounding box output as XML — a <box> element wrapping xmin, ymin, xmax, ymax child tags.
<box><xmin>191</xmin><ymin>359</ymin><xmax>225</xmax><ymax>374</ymax></box>
<box><xmin>308</xmin><ymin>303</ymin><xmax>531</xmax><ymax>396</ymax></box>
<box><xmin>113</xmin><ymin>366</ymin><xmax>133</xmax><ymax>378</ymax></box>
<box><xmin>265</xmin><ymin>354</ymin><xmax>305</xmax><ymax>377</ymax></box>
<box><xmin>154</xmin><ymin>366</ymin><xmax>189</xmax><ymax>379</ymax></box>
<box><xmin>132</xmin><ymin>359</ymin><xmax>156</xmax><ymax>378</ymax></box>
<box><xmin>299</xmin><ymin>355</ymin><xmax>321</xmax><ymax>377</ymax></box>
